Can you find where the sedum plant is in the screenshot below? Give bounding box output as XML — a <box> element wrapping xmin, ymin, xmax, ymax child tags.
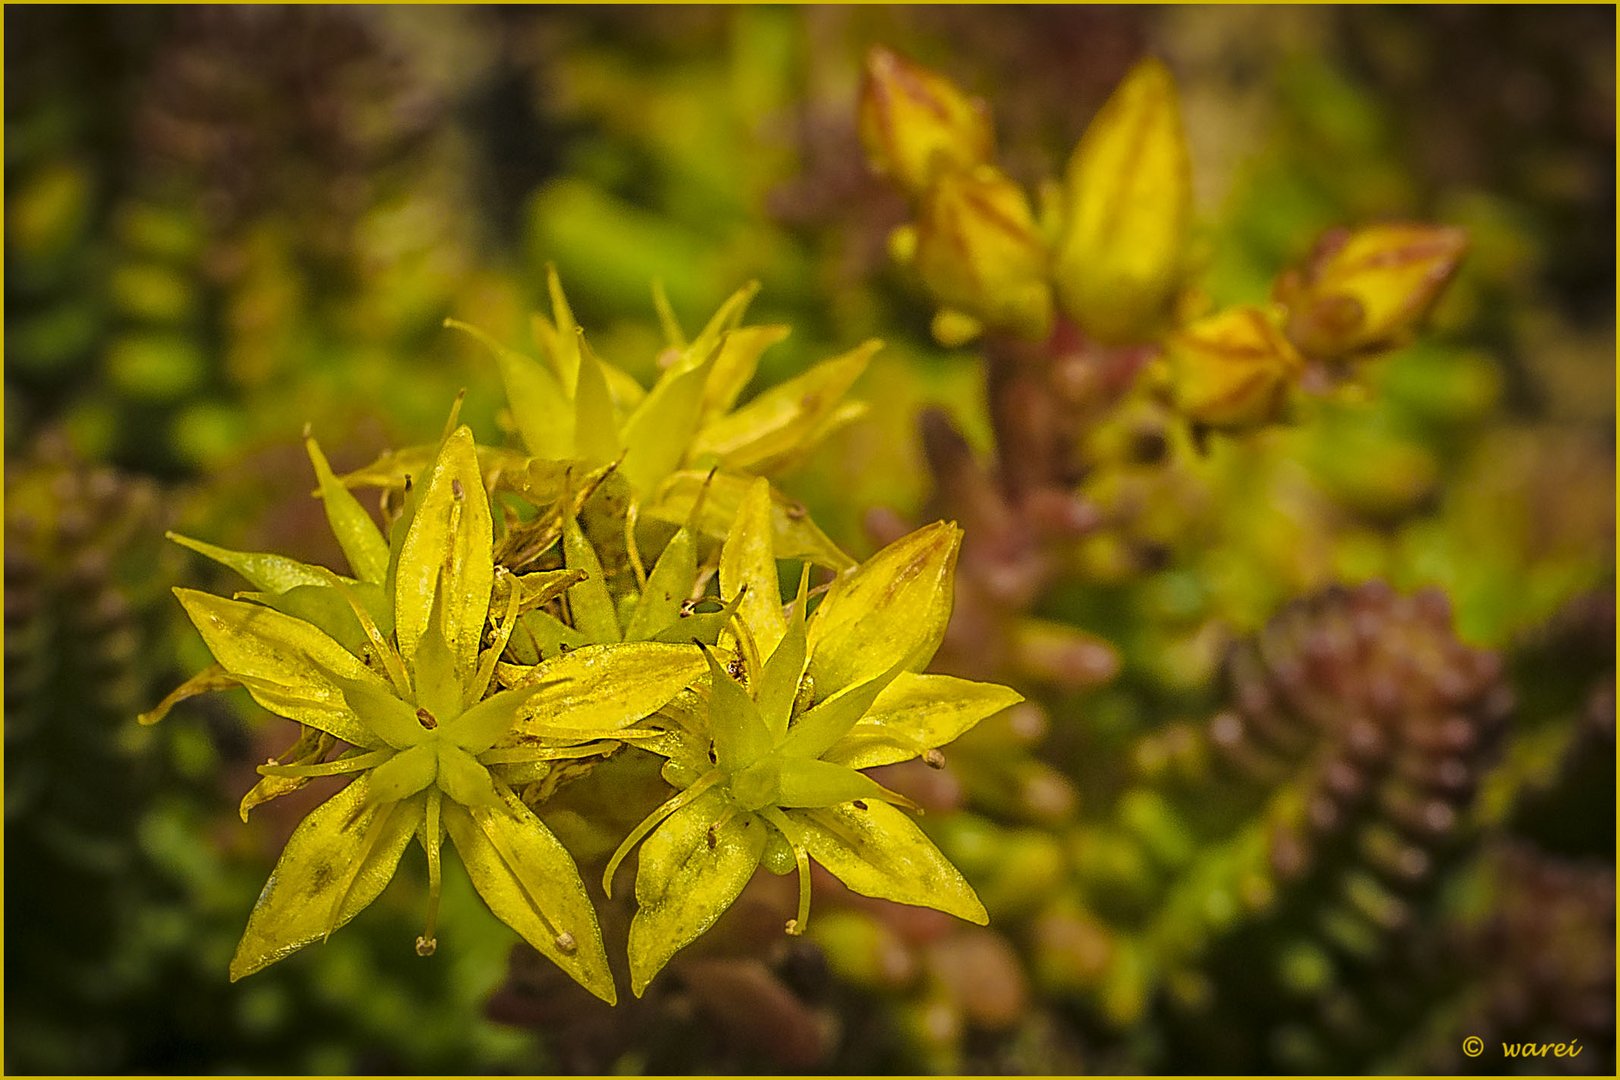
<box><xmin>145</xmin><ymin>278</ymin><xmax>1023</xmax><ymax>1004</ymax></box>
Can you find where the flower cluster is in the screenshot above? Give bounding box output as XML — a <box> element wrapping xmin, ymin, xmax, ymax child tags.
<box><xmin>859</xmin><ymin>47</ymin><xmax>1468</xmax><ymax>431</ymax></box>
<box><xmin>145</xmin><ymin>279</ymin><xmax>1022</xmax><ymax>1002</ymax></box>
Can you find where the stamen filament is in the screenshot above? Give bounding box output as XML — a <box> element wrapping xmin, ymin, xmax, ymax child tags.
<box><xmin>258</xmin><ymin>749</ymin><xmax>392</xmax><ymax>779</ymax></box>
<box><xmin>762</xmin><ymin>806</ymin><xmax>811</xmax><ymax>935</ymax></box>
<box><xmin>472</xmin><ymin>568</ymin><xmax>524</xmax><ymax>703</ymax></box>
<box><xmin>317</xmin><ymin>567</ymin><xmax>412</xmax><ymax>698</ymax></box>
<box><xmin>624</xmin><ymin>499</ymin><xmax>648</xmax><ymax>589</ymax></box>
<box><xmin>478</xmin><ymin>740</ymin><xmax>619</xmax><ymax>766</ymax></box>
<box><xmin>602</xmin><ymin>770</ymin><xmax>723</xmax><ymax>898</ymax></box>
<box><xmin>417</xmin><ymin>789</ymin><xmax>442</xmax><ymax>956</ymax></box>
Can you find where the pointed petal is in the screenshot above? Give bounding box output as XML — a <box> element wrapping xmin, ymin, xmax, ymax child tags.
<box><xmin>791</xmin><ymin>801</ymin><xmax>986</xmax><ymax>924</ymax></box>
<box><xmin>446</xmin><ymin>319</ymin><xmax>574</xmax><ymax>459</ymax></box>
<box><xmin>444</xmin><ymin>785</ymin><xmax>616</xmax><ymax>1004</ymax></box>
<box><xmin>366</xmin><ymin>743</ymin><xmax>437</xmax><ymax>805</ymax></box>
<box><xmin>718</xmin><ymin>477</ymin><xmax>786</xmax><ymax>657</ymax></box>
<box><xmin>702</xmin><ymin>323</ymin><xmax>790</xmax><ymax>419</ymax></box>
<box><xmin>623</xmin><ymin>524</ymin><xmax>697</xmax><ymax>643</ymax></box>
<box><xmin>620</xmin><ymin>354</ymin><xmax>712</xmax><ymax>494</ymax></box>
<box><xmin>229</xmin><ymin>779</ymin><xmax>418</xmax><ymax>980</ymax></box>
<box><xmin>807</xmin><ymin>521</ymin><xmax>960</xmax><ymax>691</ymax></box>
<box><xmin>755</xmin><ymin>573</ymin><xmax>809</xmax><ymax>741</ymax></box>
<box><xmin>691</xmin><ymin>340</ymin><xmax>879</xmax><ymax>473</ymax></box>
<box><xmin>435</xmin><ymin>744</ymin><xmax>502</xmax><ymax>808</ymax></box>
<box><xmin>168</xmin><ymin>532</ymin><xmax>334</xmax><ymax>594</ymax></box>
<box><xmin>562</xmin><ymin>509</ymin><xmax>620</xmax><ymax>644</ymax></box>
<box><xmin>572</xmin><ymin>339</ymin><xmax>622</xmax><ymax>465</ymax></box>
<box><xmin>307</xmin><ymin>436</ymin><xmax>390</xmax><ymax>584</ymax></box>
<box><xmin>175</xmin><ymin>588</ymin><xmax>386</xmax><ymax>748</ymax></box>
<box><xmin>627</xmin><ymin>789</ymin><xmax>766</xmax><ymax>996</ymax></box>
<box><xmin>448</xmin><ymin>682</ymin><xmax>549</xmax><ymax>755</ymax></box>
<box><xmin>703</xmin><ymin>645</ymin><xmax>772</xmax><ymax>774</ymax></box>
<box><xmin>394</xmin><ymin>426</ymin><xmax>494</xmax><ymax>682</ymax></box>
<box><xmin>774</xmin><ymin>758</ymin><xmax>895</xmax><ymax>809</ymax></box>
<box><xmin>775</xmin><ymin>663</ymin><xmax>901</xmax><ymax>763</ymax></box>
<box><xmin>544</xmin><ymin>264</ymin><xmax>583</xmax><ymax>395</ymax></box>
<box><xmin>646</xmin><ymin>470</ymin><xmax>854</xmax><ymax>570</ymax></box>
<box><xmin>244</xmin><ymin>581</ymin><xmax>393</xmax><ymax>659</ymax></box>
<box><xmin>824</xmin><ymin>673</ymin><xmax>1023</xmax><ymax>769</ymax></box>
<box><xmin>503</xmin><ymin>642</ymin><xmax>705</xmax><ymax>739</ymax></box>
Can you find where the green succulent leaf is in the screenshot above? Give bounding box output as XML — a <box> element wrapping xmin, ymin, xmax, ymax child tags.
<box><xmin>627</xmin><ymin>788</ymin><xmax>766</xmax><ymax>997</ymax></box>
<box><xmin>443</xmin><ymin>785</ymin><xmax>616</xmax><ymax>1004</ymax></box>
<box><xmin>229</xmin><ymin>777</ymin><xmax>419</xmax><ymax>981</ymax></box>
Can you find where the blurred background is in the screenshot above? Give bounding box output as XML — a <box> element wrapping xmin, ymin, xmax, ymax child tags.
<box><xmin>5</xmin><ymin>6</ymin><xmax>1613</xmax><ymax>1074</ymax></box>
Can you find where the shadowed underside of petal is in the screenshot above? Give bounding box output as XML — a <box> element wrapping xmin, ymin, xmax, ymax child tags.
<box><xmin>229</xmin><ymin>778</ymin><xmax>419</xmax><ymax>981</ymax></box>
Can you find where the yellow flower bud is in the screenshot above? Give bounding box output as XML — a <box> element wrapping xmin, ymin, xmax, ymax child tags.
<box><xmin>1168</xmin><ymin>304</ymin><xmax>1304</xmax><ymax>430</ymax></box>
<box><xmin>1275</xmin><ymin>223</ymin><xmax>1468</xmax><ymax>360</ymax></box>
<box><xmin>913</xmin><ymin>165</ymin><xmax>1052</xmax><ymax>341</ymax></box>
<box><xmin>1054</xmin><ymin>57</ymin><xmax>1192</xmax><ymax>345</ymax></box>
<box><xmin>858</xmin><ymin>46</ymin><xmax>995</xmax><ymax>197</ymax></box>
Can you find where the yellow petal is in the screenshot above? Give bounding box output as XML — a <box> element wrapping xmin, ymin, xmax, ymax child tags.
<box><xmin>394</xmin><ymin>426</ymin><xmax>494</xmax><ymax>683</ymax></box>
<box><xmin>690</xmin><ymin>340</ymin><xmax>880</xmax><ymax>474</ymax></box>
<box><xmin>647</xmin><ymin>469</ymin><xmax>854</xmax><ymax>571</ymax></box>
<box><xmin>502</xmin><ymin>641</ymin><xmax>706</xmax><ymax>740</ymax></box>
<box><xmin>806</xmin><ymin>521</ymin><xmax>960</xmax><ymax>692</ymax></box>
<box><xmin>718</xmin><ymin>476</ymin><xmax>787</xmax><ymax>658</ymax></box>
<box><xmin>229</xmin><ymin>778</ymin><xmax>418</xmax><ymax>980</ymax></box>
<box><xmin>823</xmin><ymin>673</ymin><xmax>1024</xmax><ymax>769</ymax></box>
<box><xmin>790</xmin><ymin>801</ymin><xmax>987</xmax><ymax>924</ymax></box>
<box><xmin>175</xmin><ymin>588</ymin><xmax>386</xmax><ymax>748</ymax></box>
<box><xmin>1055</xmin><ymin>57</ymin><xmax>1192</xmax><ymax>344</ymax></box>
<box><xmin>627</xmin><ymin>789</ymin><xmax>766</xmax><ymax>996</ymax></box>
<box><xmin>443</xmin><ymin>786</ymin><xmax>616</xmax><ymax>1003</ymax></box>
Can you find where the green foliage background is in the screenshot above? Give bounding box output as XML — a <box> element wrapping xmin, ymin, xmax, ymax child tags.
<box><xmin>5</xmin><ymin>6</ymin><xmax>1613</xmax><ymax>1074</ymax></box>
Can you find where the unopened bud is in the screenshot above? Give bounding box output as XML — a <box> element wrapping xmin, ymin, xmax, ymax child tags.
<box><xmin>1055</xmin><ymin>57</ymin><xmax>1192</xmax><ymax>344</ymax></box>
<box><xmin>858</xmin><ymin>46</ymin><xmax>995</xmax><ymax>196</ymax></box>
<box><xmin>1168</xmin><ymin>304</ymin><xmax>1305</xmax><ymax>430</ymax></box>
<box><xmin>914</xmin><ymin>166</ymin><xmax>1052</xmax><ymax>341</ymax></box>
<box><xmin>1275</xmin><ymin>223</ymin><xmax>1468</xmax><ymax>360</ymax></box>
